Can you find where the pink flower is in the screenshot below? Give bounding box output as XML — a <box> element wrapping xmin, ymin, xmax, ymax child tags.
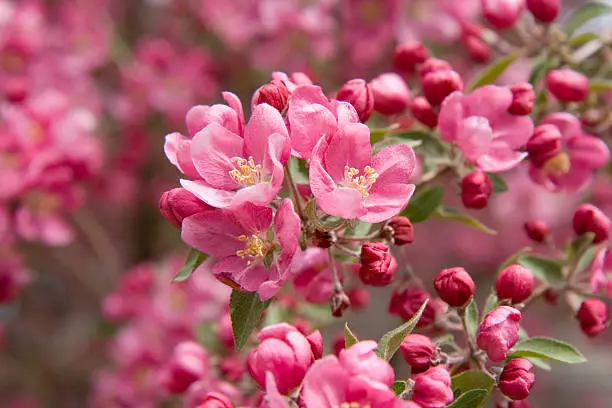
<box><xmin>370</xmin><ymin>73</ymin><xmax>411</xmax><ymax>115</ymax></box>
<box><xmin>182</xmin><ymin>199</ymin><xmax>300</xmax><ymax>300</ymax></box>
<box><xmin>477</xmin><ymin>306</ymin><xmax>521</xmax><ymax>362</ymax></box>
<box><xmin>439</xmin><ymin>85</ymin><xmax>534</xmax><ymax>172</ymax></box>
<box><xmin>292</xmin><ymin>248</ymin><xmax>338</xmax><ymax>304</ymax></box>
<box><xmin>411</xmin><ymin>366</ymin><xmax>454</xmax><ymax>408</ymax></box>
<box><xmin>161</xmin><ymin>341</ymin><xmax>208</xmax><ymax>394</ymax></box>
<box><xmin>310</xmin><ymin>122</ymin><xmax>416</xmax><ymax>222</ymax></box>
<box><xmin>528</xmin><ymin>113</ymin><xmax>610</xmax><ymax>193</ymax></box>
<box><xmin>590</xmin><ymin>248</ymin><xmax>612</xmax><ymax>297</ymax></box>
<box><xmin>181</xmin><ymin>103</ymin><xmax>291</xmax><ymax>209</ymax></box>
<box><xmin>300</xmin><ymin>341</ymin><xmax>401</xmax><ymax>408</ymax></box>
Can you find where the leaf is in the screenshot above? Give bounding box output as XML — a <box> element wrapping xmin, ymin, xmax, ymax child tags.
<box><xmin>569</xmin><ymin>31</ymin><xmax>599</xmax><ymax>47</ymax></box>
<box><xmin>518</xmin><ymin>255</ymin><xmax>565</xmax><ymax>286</ymax></box>
<box><xmin>230</xmin><ymin>290</ymin><xmax>272</xmax><ymax>351</ymax></box>
<box><xmin>173</xmin><ymin>248</ymin><xmax>207</xmax><ymax>282</ymax></box>
<box><xmin>498</xmin><ymin>247</ymin><xmax>533</xmax><ymax>271</ymax></box>
<box><xmin>433</xmin><ymin>207</ymin><xmax>497</xmax><ymax>235</ymax></box>
<box><xmin>469</xmin><ymin>54</ymin><xmax>518</xmax><ymax>90</ymax></box>
<box><xmin>576</xmin><ymin>246</ymin><xmax>597</xmax><ymax>276</ymax></box>
<box><xmin>376</xmin><ymin>299</ymin><xmax>429</xmax><ymax>361</ymax></box>
<box><xmin>483</xmin><ymin>294</ymin><xmax>498</xmax><ymax>316</ymax></box>
<box><xmin>526</xmin><ymin>356</ymin><xmax>552</xmax><ymax>371</ymax></box>
<box><xmin>589</xmin><ymin>79</ymin><xmax>612</xmax><ymax>92</ymax></box>
<box><xmin>391</xmin><ymin>381</ymin><xmax>407</xmax><ymax>396</ymax></box>
<box><xmin>569</xmin><ymin>232</ymin><xmax>595</xmax><ymax>263</ymax></box>
<box><xmin>370</xmin><ymin>124</ymin><xmax>400</xmax><ymax>144</ymax></box>
<box><xmin>509</xmin><ymin>337</ymin><xmax>587</xmax><ymax>364</ymax></box>
<box><xmin>446</xmin><ymin>389</ymin><xmax>490</xmax><ymax>408</ymax></box>
<box><xmin>566</xmin><ymin>2</ymin><xmax>612</xmax><ymax>36</ymax></box>
<box><xmin>451</xmin><ymin>370</ymin><xmax>495</xmax><ymax>397</ymax></box>
<box><xmin>344</xmin><ymin>322</ymin><xmax>359</xmax><ymax>348</ymax></box>
<box><xmin>464</xmin><ymin>299</ymin><xmax>479</xmax><ymax>343</ymax></box>
<box><xmin>528</xmin><ymin>58</ymin><xmax>559</xmax><ymax>85</ymax></box>
<box><xmin>487</xmin><ymin>172</ymin><xmax>508</xmax><ymax>194</ymax></box>
<box><xmin>401</xmin><ymin>186</ymin><xmax>444</xmax><ymax>223</ymax></box>
<box><xmin>288</xmin><ymin>156</ymin><xmax>309</xmax><ymax>184</ymax></box>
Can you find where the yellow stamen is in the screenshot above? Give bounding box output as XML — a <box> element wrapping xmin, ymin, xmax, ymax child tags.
<box><xmin>236</xmin><ymin>234</ymin><xmax>267</xmax><ymax>264</ymax></box>
<box><xmin>344</xmin><ymin>165</ymin><xmax>378</xmax><ymax>198</ymax></box>
<box><xmin>543</xmin><ymin>152</ymin><xmax>571</xmax><ymax>177</ymax></box>
<box><xmin>229</xmin><ymin>156</ymin><xmax>262</xmax><ymax>187</ymax></box>
<box><xmin>339</xmin><ymin>403</ymin><xmax>372</xmax><ymax>408</ymax></box>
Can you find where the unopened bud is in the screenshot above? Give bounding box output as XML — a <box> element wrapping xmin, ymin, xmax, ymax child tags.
<box><xmin>572</xmin><ymin>204</ymin><xmax>610</xmax><ymax>243</ymax></box>
<box><xmin>499</xmin><ymin>358</ymin><xmax>535</xmax><ymax>401</ymax></box>
<box><xmin>347</xmin><ymin>288</ymin><xmax>370</xmax><ymax>310</ymax></box>
<box><xmin>434</xmin><ymin>267</ymin><xmax>476</xmax><ymax>307</ymax></box>
<box><xmin>197</xmin><ymin>392</ymin><xmax>234</xmax><ymax>408</ymax></box>
<box><xmin>387</xmin><ymin>216</ymin><xmax>414</xmax><ymax>245</ymax></box>
<box><xmin>461</xmin><ymin>171</ymin><xmax>493</xmax><ymax>210</ymax></box>
<box><xmin>331</xmin><ymin>290</ymin><xmax>351</xmax><ymax>317</ymax></box>
<box><xmin>370</xmin><ymin>73</ymin><xmax>411</xmax><ymax>115</ymax></box>
<box><xmin>523</xmin><ymin>221</ymin><xmax>549</xmax><ymax>243</ymax></box>
<box><xmin>464</xmin><ymin>35</ymin><xmax>490</xmax><ymax>63</ymax></box>
<box><xmin>312</xmin><ymin>230</ymin><xmax>333</xmax><ymax>248</ymax></box>
<box><xmin>508</xmin><ymin>83</ymin><xmax>535</xmax><ymax>115</ymax></box>
<box><xmin>526</xmin><ymin>0</ymin><xmax>560</xmax><ymax>23</ymax></box>
<box><xmin>481</xmin><ymin>0</ymin><xmax>525</xmax><ymax>30</ymax></box>
<box><xmin>576</xmin><ymin>298</ymin><xmax>609</xmax><ymax>337</ymax></box>
<box><xmin>359</xmin><ymin>242</ymin><xmax>398</xmax><ymax>286</ymax></box>
<box><xmin>525</xmin><ymin>125</ymin><xmax>562</xmax><ymax>168</ymax></box>
<box><xmin>421</xmin><ymin>69</ymin><xmax>464</xmax><ymax>106</ymax></box>
<box><xmin>336</xmin><ymin>79</ymin><xmax>375</xmax><ymax>122</ymax></box>
<box><xmin>400</xmin><ymin>334</ymin><xmax>436</xmax><ymax>373</ymax></box>
<box><xmin>253</xmin><ymin>79</ymin><xmax>290</xmax><ymax>112</ymax></box>
<box><xmin>496</xmin><ymin>265</ymin><xmax>535</xmax><ymax>304</ymax></box>
<box><xmin>410</xmin><ymin>97</ymin><xmax>438</xmax><ymax>128</ymax></box>
<box><xmin>545</xmin><ymin>69</ymin><xmax>589</xmax><ymax>102</ymax></box>
<box><xmin>159</xmin><ymin>188</ymin><xmax>212</xmax><ymax>228</ymax></box>
<box><xmin>394</xmin><ymin>41</ymin><xmax>429</xmax><ymax>74</ymax></box>
<box><xmin>418</xmin><ymin>58</ymin><xmax>453</xmax><ymax>81</ymax></box>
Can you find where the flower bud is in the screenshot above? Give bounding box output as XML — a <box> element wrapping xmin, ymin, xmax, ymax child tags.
<box><xmin>499</xmin><ymin>358</ymin><xmax>535</xmax><ymax>401</ymax></box>
<box><xmin>159</xmin><ymin>188</ymin><xmax>212</xmax><ymax>228</ymax></box>
<box><xmin>410</xmin><ymin>96</ymin><xmax>438</xmax><ymax>128</ymax></box>
<box><xmin>421</xmin><ymin>69</ymin><xmax>464</xmax><ymax>106</ymax></box>
<box><xmin>544</xmin><ymin>288</ymin><xmax>559</xmax><ymax>305</ymax></box>
<box><xmin>411</xmin><ymin>366</ymin><xmax>454</xmax><ymax>408</ymax></box>
<box><xmin>477</xmin><ymin>306</ymin><xmax>521</xmax><ymax>362</ymax></box>
<box><xmin>525</xmin><ymin>125</ymin><xmax>562</xmax><ymax>168</ymax></box>
<box><xmin>461</xmin><ymin>171</ymin><xmax>493</xmax><ymax>210</ymax></box>
<box><xmin>253</xmin><ymin>79</ymin><xmax>290</xmax><ymax>112</ymax></box>
<box><xmin>526</xmin><ymin>0</ymin><xmax>560</xmax><ymax>22</ymax></box>
<box><xmin>248</xmin><ymin>323</ymin><xmax>315</xmax><ymax>395</ymax></box>
<box><xmin>434</xmin><ymin>267</ymin><xmax>476</xmax><ymax>307</ymax></box>
<box><xmin>481</xmin><ymin>0</ymin><xmax>525</xmax><ymax>30</ymax></box>
<box><xmin>523</xmin><ymin>220</ymin><xmax>549</xmax><ymax>243</ymax></box>
<box><xmin>576</xmin><ymin>298</ymin><xmax>608</xmax><ymax>337</ymax></box>
<box><xmin>3</xmin><ymin>76</ymin><xmax>29</xmax><ymax>104</ymax></box>
<box><xmin>496</xmin><ymin>265</ymin><xmax>535</xmax><ymax>304</ymax></box>
<box><xmin>347</xmin><ymin>288</ymin><xmax>370</xmax><ymax>310</ymax></box>
<box><xmin>464</xmin><ymin>35</ymin><xmax>490</xmax><ymax>63</ymax></box>
<box><xmin>219</xmin><ymin>356</ymin><xmax>246</xmax><ymax>382</ymax></box>
<box><xmin>419</xmin><ymin>58</ymin><xmax>453</xmax><ymax>81</ymax></box>
<box><xmin>389</xmin><ymin>287</ymin><xmax>444</xmax><ymax>327</ymax></box>
<box><xmin>306</xmin><ymin>330</ymin><xmax>323</xmax><ymax>359</ymax></box>
<box><xmin>332</xmin><ymin>333</ymin><xmax>345</xmax><ymax>356</ymax></box>
<box><xmin>331</xmin><ymin>290</ymin><xmax>351</xmax><ymax>317</ymax></box>
<box><xmin>162</xmin><ymin>341</ymin><xmax>208</xmax><ymax>394</ymax></box>
<box><xmin>394</xmin><ymin>41</ymin><xmax>429</xmax><ymax>74</ymax></box>
<box><xmin>312</xmin><ymin>230</ymin><xmax>333</xmax><ymax>248</ymax></box>
<box><xmin>197</xmin><ymin>392</ymin><xmax>234</xmax><ymax>408</ymax></box>
<box><xmin>370</xmin><ymin>73</ymin><xmax>411</xmax><ymax>115</ymax></box>
<box><xmin>572</xmin><ymin>204</ymin><xmax>610</xmax><ymax>243</ymax></box>
<box><xmin>336</xmin><ymin>79</ymin><xmax>375</xmax><ymax>122</ymax></box>
<box><xmin>508</xmin><ymin>83</ymin><xmax>535</xmax><ymax>115</ymax></box>
<box><xmin>388</xmin><ymin>216</ymin><xmax>414</xmax><ymax>245</ymax></box>
<box><xmin>399</xmin><ymin>334</ymin><xmax>436</xmax><ymax>373</ymax></box>
<box><xmin>545</xmin><ymin>69</ymin><xmax>589</xmax><ymax>102</ymax></box>
<box><xmin>359</xmin><ymin>242</ymin><xmax>398</xmax><ymax>286</ymax></box>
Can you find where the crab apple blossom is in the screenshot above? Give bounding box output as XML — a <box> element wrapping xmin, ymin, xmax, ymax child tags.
<box><xmin>461</xmin><ymin>171</ymin><xmax>493</xmax><ymax>209</ymax></box>
<box><xmin>411</xmin><ymin>96</ymin><xmax>438</xmax><ymax>128</ymax></box>
<box><xmin>576</xmin><ymin>298</ymin><xmax>609</xmax><ymax>337</ymax></box>
<box><xmin>252</xmin><ymin>79</ymin><xmax>290</xmax><ymax>113</ymax></box>
<box><xmin>370</xmin><ymin>73</ymin><xmax>411</xmax><ymax>115</ymax></box>
<box><xmin>481</xmin><ymin>0</ymin><xmax>525</xmax><ymax>30</ymax></box>
<box><xmin>411</xmin><ymin>366</ymin><xmax>454</xmax><ymax>408</ymax></box>
<box><xmin>336</xmin><ymin>79</ymin><xmax>375</xmax><ymax>123</ymax></box>
<box><xmin>182</xmin><ymin>199</ymin><xmax>300</xmax><ymax>300</ymax></box>
<box><xmin>310</xmin><ymin>121</ymin><xmax>416</xmax><ymax>223</ymax></box>
<box><xmin>420</xmin><ymin>68</ymin><xmax>464</xmax><ymax>107</ymax></box>
<box><xmin>439</xmin><ymin>85</ymin><xmax>534</xmax><ymax>172</ymax></box>
<box><xmin>359</xmin><ymin>242</ymin><xmax>398</xmax><ymax>286</ymax></box>
<box><xmin>572</xmin><ymin>204</ymin><xmax>610</xmax><ymax>244</ymax></box>
<box><xmin>477</xmin><ymin>306</ymin><xmax>522</xmax><ymax>362</ymax></box>
<box><xmin>394</xmin><ymin>41</ymin><xmax>429</xmax><ymax>74</ymax></box>
<box><xmin>399</xmin><ymin>334</ymin><xmax>436</xmax><ymax>374</ymax></box>
<box><xmin>508</xmin><ymin>83</ymin><xmax>535</xmax><ymax>116</ymax></box>
<box><xmin>161</xmin><ymin>341</ymin><xmax>209</xmax><ymax>394</ymax></box>
<box><xmin>499</xmin><ymin>358</ymin><xmax>535</xmax><ymax>401</ymax></box>
<box><xmin>546</xmin><ymin>69</ymin><xmax>589</xmax><ymax>102</ymax></box>
<box><xmin>292</xmin><ymin>248</ymin><xmax>340</xmax><ymax>304</ymax></box>
<box><xmin>496</xmin><ymin>265</ymin><xmax>535</xmax><ymax>304</ymax></box>
<box><xmin>434</xmin><ymin>267</ymin><xmax>475</xmax><ymax>307</ymax></box>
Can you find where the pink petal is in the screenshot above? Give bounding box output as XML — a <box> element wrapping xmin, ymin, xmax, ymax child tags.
<box><xmin>181</xmin><ymin>211</ymin><xmax>244</xmax><ymax>258</ymax></box>
<box><xmin>371</xmin><ymin>143</ymin><xmax>416</xmax><ymax>184</ymax></box>
<box><xmin>567</xmin><ymin>135</ymin><xmax>610</xmax><ymax>169</ymax></box>
<box><xmin>463</xmin><ymin>85</ymin><xmax>512</xmax><ymax>122</ymax></box>
<box><xmin>300</xmin><ymin>356</ymin><xmax>346</xmax><ymax>408</ymax></box>
<box><xmin>324</xmin><ymin>123</ymin><xmax>372</xmax><ymax>183</ymax></box>
<box><xmin>309</xmin><ymin>135</ymin><xmax>337</xmax><ymax>197</ymax></box>
<box><xmin>185</xmin><ymin>104</ymin><xmax>241</xmax><ymax>137</ymax></box>
<box><xmin>164</xmin><ymin>132</ymin><xmax>199</xmax><ymax>179</ymax></box>
<box><xmin>180</xmin><ymin>179</ymin><xmax>236</xmax><ymax>208</ymax></box>
<box><xmin>223</xmin><ymin>91</ymin><xmax>245</xmax><ymax>135</ymax></box>
<box><xmin>437</xmin><ymin>91</ymin><xmax>465</xmax><ymax>142</ymax></box>
<box><xmin>213</xmin><ymin>256</ymin><xmax>270</xmax><ymax>293</ymax></box>
<box><xmin>476</xmin><ymin>143</ymin><xmax>527</xmax><ymax>172</ymax></box>
<box><xmin>457</xmin><ymin>116</ymin><xmax>493</xmax><ymax>162</ymax></box>
<box><xmin>490</xmin><ymin>114</ymin><xmax>534</xmax><ymax>149</ymax></box>
<box><xmin>317</xmin><ymin>188</ymin><xmax>365</xmax><ymax>220</ymax></box>
<box><xmin>231</xmin><ymin>201</ymin><xmax>273</xmax><ymax>234</ymax></box>
<box><xmin>244</xmin><ymin>104</ymin><xmax>289</xmax><ymax>165</ymax></box>
<box><xmin>362</xmin><ymin>184</ymin><xmax>415</xmax><ymax>223</ymax></box>
<box><xmin>541</xmin><ymin>112</ymin><xmax>582</xmax><ymax>139</ymax></box>
<box><xmin>274</xmin><ymin>199</ymin><xmax>301</xmax><ymax>272</ymax></box>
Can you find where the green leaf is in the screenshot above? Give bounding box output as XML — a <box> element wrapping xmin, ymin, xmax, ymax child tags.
<box><xmin>288</xmin><ymin>156</ymin><xmax>309</xmax><ymax>184</ymax></box>
<box><xmin>391</xmin><ymin>381</ymin><xmax>407</xmax><ymax>396</ymax></box>
<box><xmin>569</xmin><ymin>232</ymin><xmax>595</xmax><ymax>262</ymax></box>
<box><xmin>376</xmin><ymin>299</ymin><xmax>429</xmax><ymax>361</ymax></box>
<box><xmin>569</xmin><ymin>31</ymin><xmax>599</xmax><ymax>47</ymax></box>
<box><xmin>528</xmin><ymin>58</ymin><xmax>559</xmax><ymax>86</ymax></box>
<box><xmin>576</xmin><ymin>246</ymin><xmax>598</xmax><ymax>276</ymax></box>
<box><xmin>518</xmin><ymin>255</ymin><xmax>565</xmax><ymax>286</ymax></box>
<box><xmin>447</xmin><ymin>389</ymin><xmax>490</xmax><ymax>408</ymax></box>
<box><xmin>526</xmin><ymin>356</ymin><xmax>552</xmax><ymax>371</ymax></box>
<box><xmin>451</xmin><ymin>370</ymin><xmax>495</xmax><ymax>398</ymax></box>
<box><xmin>402</xmin><ymin>186</ymin><xmax>444</xmax><ymax>223</ymax></box>
<box><xmin>483</xmin><ymin>294</ymin><xmax>498</xmax><ymax>316</ymax></box>
<box><xmin>433</xmin><ymin>207</ymin><xmax>497</xmax><ymax>235</ymax></box>
<box><xmin>487</xmin><ymin>172</ymin><xmax>508</xmax><ymax>194</ymax></box>
<box><xmin>498</xmin><ymin>247</ymin><xmax>533</xmax><ymax>271</ymax></box>
<box><xmin>464</xmin><ymin>299</ymin><xmax>479</xmax><ymax>343</ymax></box>
<box><xmin>229</xmin><ymin>290</ymin><xmax>272</xmax><ymax>351</ymax></box>
<box><xmin>589</xmin><ymin>79</ymin><xmax>612</xmax><ymax>92</ymax></box>
<box><xmin>344</xmin><ymin>322</ymin><xmax>359</xmax><ymax>348</ymax></box>
<box><xmin>173</xmin><ymin>248</ymin><xmax>207</xmax><ymax>282</ymax></box>
<box><xmin>370</xmin><ymin>124</ymin><xmax>400</xmax><ymax>144</ymax></box>
<box><xmin>566</xmin><ymin>2</ymin><xmax>612</xmax><ymax>36</ymax></box>
<box><xmin>469</xmin><ymin>54</ymin><xmax>518</xmax><ymax>90</ymax></box>
<box><xmin>509</xmin><ymin>337</ymin><xmax>587</xmax><ymax>364</ymax></box>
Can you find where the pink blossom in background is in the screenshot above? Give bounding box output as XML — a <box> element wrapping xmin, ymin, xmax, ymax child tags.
<box><xmin>291</xmin><ymin>247</ymin><xmax>339</xmax><ymax>304</ymax></box>
<box><xmin>590</xmin><ymin>248</ymin><xmax>612</xmax><ymax>298</ymax></box>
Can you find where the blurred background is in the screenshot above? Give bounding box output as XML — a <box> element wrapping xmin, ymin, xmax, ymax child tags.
<box><xmin>0</xmin><ymin>0</ymin><xmax>611</xmax><ymax>407</ymax></box>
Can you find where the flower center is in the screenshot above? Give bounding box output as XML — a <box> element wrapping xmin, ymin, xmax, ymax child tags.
<box><xmin>344</xmin><ymin>165</ymin><xmax>378</xmax><ymax>198</ymax></box>
<box><xmin>543</xmin><ymin>152</ymin><xmax>570</xmax><ymax>177</ymax></box>
<box><xmin>339</xmin><ymin>403</ymin><xmax>372</xmax><ymax>408</ymax></box>
<box><xmin>229</xmin><ymin>156</ymin><xmax>262</xmax><ymax>187</ymax></box>
<box><xmin>236</xmin><ymin>234</ymin><xmax>268</xmax><ymax>264</ymax></box>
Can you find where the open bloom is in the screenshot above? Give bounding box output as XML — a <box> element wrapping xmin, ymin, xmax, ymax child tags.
<box><xmin>181</xmin><ymin>199</ymin><xmax>300</xmax><ymax>300</ymax></box>
<box><xmin>528</xmin><ymin>113</ymin><xmax>610</xmax><ymax>193</ymax></box>
<box><xmin>438</xmin><ymin>85</ymin><xmax>534</xmax><ymax>172</ymax></box>
<box><xmin>310</xmin><ymin>122</ymin><xmax>416</xmax><ymax>222</ymax></box>
<box><xmin>292</xmin><ymin>248</ymin><xmax>338</xmax><ymax>304</ymax></box>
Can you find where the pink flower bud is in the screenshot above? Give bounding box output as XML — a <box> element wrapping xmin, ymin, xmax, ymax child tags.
<box><xmin>388</xmin><ymin>216</ymin><xmax>415</xmax><ymax>245</ymax></box>
<box><xmin>306</xmin><ymin>330</ymin><xmax>323</xmax><ymax>359</ymax></box>
<box><xmin>461</xmin><ymin>171</ymin><xmax>493</xmax><ymax>210</ymax></box>
<box><xmin>370</xmin><ymin>73</ymin><xmax>411</xmax><ymax>115</ymax></box>
<box><xmin>389</xmin><ymin>287</ymin><xmax>443</xmax><ymax>327</ymax></box>
<box><xmin>359</xmin><ymin>242</ymin><xmax>398</xmax><ymax>286</ymax></box>
<box><xmin>508</xmin><ymin>83</ymin><xmax>535</xmax><ymax>115</ymax></box>
<box><xmin>526</xmin><ymin>0</ymin><xmax>560</xmax><ymax>22</ymax></box>
<box><xmin>419</xmin><ymin>58</ymin><xmax>453</xmax><ymax>81</ymax></box>
<box><xmin>481</xmin><ymin>0</ymin><xmax>525</xmax><ymax>30</ymax></box>
<box><xmin>331</xmin><ymin>290</ymin><xmax>351</xmax><ymax>317</ymax></box>
<box><xmin>496</xmin><ymin>265</ymin><xmax>535</xmax><ymax>304</ymax></box>
<box><xmin>332</xmin><ymin>333</ymin><xmax>345</xmax><ymax>356</ymax></box>
<box><xmin>421</xmin><ymin>69</ymin><xmax>464</xmax><ymax>106</ymax></box>
<box><xmin>525</xmin><ymin>125</ymin><xmax>562</xmax><ymax>168</ymax></box>
<box><xmin>3</xmin><ymin>76</ymin><xmax>29</xmax><ymax>103</ymax></box>
<box><xmin>197</xmin><ymin>392</ymin><xmax>234</xmax><ymax>408</ymax></box>
<box><xmin>219</xmin><ymin>356</ymin><xmax>246</xmax><ymax>382</ymax></box>
<box><xmin>499</xmin><ymin>358</ymin><xmax>535</xmax><ymax>401</ymax></box>
<box><xmin>545</xmin><ymin>69</ymin><xmax>589</xmax><ymax>102</ymax></box>
<box><xmin>410</xmin><ymin>96</ymin><xmax>438</xmax><ymax>128</ymax></box>
<box><xmin>162</xmin><ymin>341</ymin><xmax>208</xmax><ymax>394</ymax></box>
<box><xmin>576</xmin><ymin>298</ymin><xmax>608</xmax><ymax>337</ymax></box>
<box><xmin>411</xmin><ymin>366</ymin><xmax>454</xmax><ymax>408</ymax></box>
<box><xmin>464</xmin><ymin>35</ymin><xmax>490</xmax><ymax>63</ymax></box>
<box><xmin>524</xmin><ymin>221</ymin><xmax>549</xmax><ymax>243</ymax></box>
<box><xmin>394</xmin><ymin>41</ymin><xmax>429</xmax><ymax>74</ymax></box>
<box><xmin>434</xmin><ymin>267</ymin><xmax>476</xmax><ymax>307</ymax></box>
<box><xmin>477</xmin><ymin>306</ymin><xmax>522</xmax><ymax>362</ymax></box>
<box><xmin>253</xmin><ymin>79</ymin><xmax>290</xmax><ymax>112</ymax></box>
<box><xmin>399</xmin><ymin>334</ymin><xmax>436</xmax><ymax>373</ymax></box>
<box><xmin>573</xmin><ymin>204</ymin><xmax>610</xmax><ymax>243</ymax></box>
<box><xmin>159</xmin><ymin>188</ymin><xmax>212</xmax><ymax>228</ymax></box>
<box><xmin>247</xmin><ymin>323</ymin><xmax>315</xmax><ymax>395</ymax></box>
<box><xmin>336</xmin><ymin>79</ymin><xmax>375</xmax><ymax>122</ymax></box>
<box><xmin>347</xmin><ymin>288</ymin><xmax>370</xmax><ymax>310</ymax></box>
